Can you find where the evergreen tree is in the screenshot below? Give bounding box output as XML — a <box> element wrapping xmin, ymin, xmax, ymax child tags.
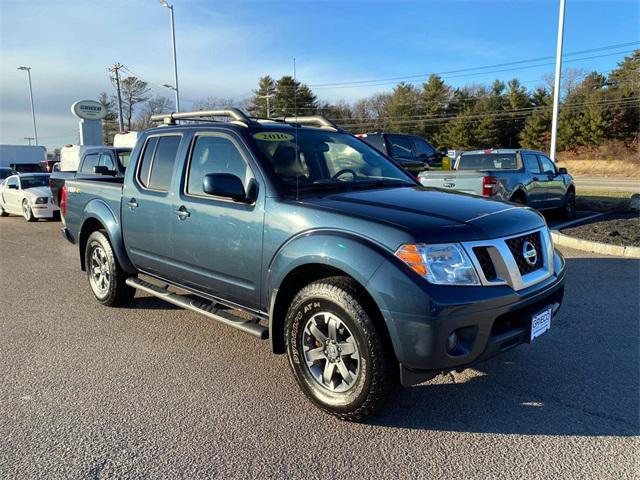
<box><xmin>501</xmin><ymin>79</ymin><xmax>530</xmax><ymax>147</ymax></box>
<box><xmin>386</xmin><ymin>83</ymin><xmax>421</xmax><ymax>134</ymax></box>
<box><xmin>271</xmin><ymin>76</ymin><xmax>317</xmax><ymax>117</ymax></box>
<box><xmin>419</xmin><ymin>75</ymin><xmax>450</xmax><ymax>143</ymax></box>
<box><xmin>249</xmin><ymin>76</ymin><xmax>276</xmax><ymax>117</ymax></box>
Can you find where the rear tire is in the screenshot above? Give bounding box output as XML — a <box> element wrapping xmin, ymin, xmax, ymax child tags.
<box><xmin>85</xmin><ymin>230</ymin><xmax>135</xmax><ymax>307</ymax></box>
<box><xmin>510</xmin><ymin>193</ymin><xmax>526</xmax><ymax>206</ymax></box>
<box><xmin>284</xmin><ymin>276</ymin><xmax>397</xmax><ymax>421</ymax></box>
<box><xmin>0</xmin><ymin>203</ymin><xmax>8</xmax><ymax>217</ymax></box>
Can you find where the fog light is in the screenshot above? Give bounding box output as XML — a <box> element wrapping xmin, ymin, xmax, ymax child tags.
<box><xmin>446</xmin><ymin>332</ymin><xmax>459</xmax><ymax>353</ymax></box>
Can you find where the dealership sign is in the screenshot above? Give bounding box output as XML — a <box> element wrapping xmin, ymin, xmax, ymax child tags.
<box><xmin>71</xmin><ymin>100</ymin><xmax>107</xmax><ymax>120</ymax></box>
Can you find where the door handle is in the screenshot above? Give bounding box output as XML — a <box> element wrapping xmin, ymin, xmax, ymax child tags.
<box><xmin>126</xmin><ymin>198</ymin><xmax>138</xmax><ymax>209</ymax></box>
<box><xmin>174</xmin><ymin>206</ymin><xmax>190</xmax><ymax>219</ymax></box>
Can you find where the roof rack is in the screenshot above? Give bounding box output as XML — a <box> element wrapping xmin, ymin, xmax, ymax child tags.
<box><xmin>150</xmin><ymin>108</ymin><xmax>257</xmax><ymax>127</ymax></box>
<box><xmin>272</xmin><ymin>115</ymin><xmax>340</xmax><ymax>131</ymax></box>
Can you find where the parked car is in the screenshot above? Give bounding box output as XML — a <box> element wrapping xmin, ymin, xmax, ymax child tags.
<box><xmin>0</xmin><ymin>167</ymin><xmax>17</xmax><ymax>181</ymax></box>
<box><xmin>0</xmin><ymin>173</ymin><xmax>59</xmax><ymax>221</ymax></box>
<box><xmin>61</xmin><ymin>109</ymin><xmax>565</xmax><ymax>421</ymax></box>
<box><xmin>50</xmin><ymin>146</ymin><xmax>131</xmax><ymax>209</ymax></box>
<box><xmin>355</xmin><ymin>132</ymin><xmax>446</xmax><ymax>175</ymax></box>
<box><xmin>418</xmin><ymin>149</ymin><xmax>576</xmax><ymax>219</ymax></box>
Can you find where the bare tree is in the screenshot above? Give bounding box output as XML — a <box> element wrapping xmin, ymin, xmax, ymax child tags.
<box><xmin>135</xmin><ymin>96</ymin><xmax>174</xmax><ymax>130</ymax></box>
<box><xmin>111</xmin><ymin>76</ymin><xmax>150</xmax><ymax>131</ymax></box>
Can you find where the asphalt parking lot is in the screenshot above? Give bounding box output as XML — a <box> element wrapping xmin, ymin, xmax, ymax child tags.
<box><xmin>1</xmin><ymin>217</ymin><xmax>638</xmax><ymax>479</ymax></box>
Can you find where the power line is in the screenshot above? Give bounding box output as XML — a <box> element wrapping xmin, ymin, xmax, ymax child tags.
<box><xmin>310</xmin><ymin>41</ymin><xmax>640</xmax><ymax>88</ymax></box>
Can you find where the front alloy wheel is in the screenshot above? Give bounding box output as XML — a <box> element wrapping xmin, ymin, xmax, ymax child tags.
<box><xmin>22</xmin><ymin>200</ymin><xmax>36</xmax><ymax>222</ymax></box>
<box><xmin>285</xmin><ymin>277</ymin><xmax>397</xmax><ymax>421</ymax></box>
<box><xmin>89</xmin><ymin>245</ymin><xmax>111</xmax><ymax>297</ymax></box>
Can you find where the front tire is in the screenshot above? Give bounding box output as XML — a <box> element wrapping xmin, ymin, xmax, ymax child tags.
<box><xmin>22</xmin><ymin>200</ymin><xmax>36</xmax><ymax>222</ymax></box>
<box><xmin>85</xmin><ymin>230</ymin><xmax>135</xmax><ymax>307</ymax></box>
<box><xmin>560</xmin><ymin>190</ymin><xmax>576</xmax><ymax>220</ymax></box>
<box><xmin>285</xmin><ymin>276</ymin><xmax>397</xmax><ymax>421</ymax></box>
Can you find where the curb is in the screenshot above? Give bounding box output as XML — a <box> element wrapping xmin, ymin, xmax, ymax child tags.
<box><xmin>551</xmin><ymin>230</ymin><xmax>640</xmax><ymax>259</ymax></box>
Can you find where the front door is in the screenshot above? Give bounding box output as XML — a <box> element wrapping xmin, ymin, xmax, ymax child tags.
<box><xmin>170</xmin><ymin>131</ymin><xmax>264</xmax><ymax>309</ymax></box>
<box><xmin>121</xmin><ymin>133</ymin><xmax>182</xmax><ymax>277</ymax></box>
<box><xmin>2</xmin><ymin>176</ymin><xmax>22</xmax><ymax>213</ymax></box>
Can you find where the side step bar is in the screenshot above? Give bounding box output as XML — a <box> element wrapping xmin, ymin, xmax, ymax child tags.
<box><xmin>126</xmin><ymin>277</ymin><xmax>268</xmax><ymax>339</ymax></box>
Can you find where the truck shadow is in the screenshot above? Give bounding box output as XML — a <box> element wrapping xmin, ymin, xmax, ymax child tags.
<box><xmin>369</xmin><ymin>255</ymin><xmax>640</xmax><ymax>436</ymax></box>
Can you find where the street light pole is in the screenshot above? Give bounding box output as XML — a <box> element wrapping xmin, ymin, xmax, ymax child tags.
<box><xmin>18</xmin><ymin>66</ymin><xmax>38</xmax><ymax>145</ymax></box>
<box><xmin>160</xmin><ymin>0</ymin><xmax>180</xmax><ymax>112</ymax></box>
<box><xmin>549</xmin><ymin>0</ymin><xmax>566</xmax><ymax>161</ymax></box>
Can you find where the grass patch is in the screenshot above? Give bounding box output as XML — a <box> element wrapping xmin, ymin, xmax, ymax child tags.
<box><xmin>576</xmin><ymin>190</ymin><xmax>635</xmax><ymax>212</ymax></box>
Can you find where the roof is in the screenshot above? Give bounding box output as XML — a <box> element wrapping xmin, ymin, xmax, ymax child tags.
<box><xmin>462</xmin><ymin>148</ymin><xmax>543</xmax><ymax>155</ymax></box>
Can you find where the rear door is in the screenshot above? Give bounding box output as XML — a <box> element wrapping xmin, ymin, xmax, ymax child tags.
<box><xmin>122</xmin><ymin>133</ymin><xmax>182</xmax><ymax>277</ymax></box>
<box><xmin>521</xmin><ymin>152</ymin><xmax>544</xmax><ymax>208</ymax></box>
<box><xmin>169</xmin><ymin>130</ymin><xmax>264</xmax><ymax>309</ymax></box>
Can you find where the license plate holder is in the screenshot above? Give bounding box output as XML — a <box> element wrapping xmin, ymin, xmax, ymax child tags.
<box><xmin>530</xmin><ymin>306</ymin><xmax>552</xmax><ymax>342</ymax></box>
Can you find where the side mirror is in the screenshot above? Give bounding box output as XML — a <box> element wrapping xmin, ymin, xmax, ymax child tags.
<box><xmin>202</xmin><ymin>173</ymin><xmax>248</xmax><ymax>202</ymax></box>
<box><xmin>8</xmin><ymin>184</ymin><xmax>17</xmax><ymax>190</ymax></box>
<box><xmin>93</xmin><ymin>165</ymin><xmax>114</xmax><ymax>175</ymax></box>
<box><xmin>558</xmin><ymin>167</ymin><xmax>568</xmax><ymax>175</ymax></box>
<box><xmin>439</xmin><ymin>146</ymin><xmax>449</xmax><ymax>155</ymax></box>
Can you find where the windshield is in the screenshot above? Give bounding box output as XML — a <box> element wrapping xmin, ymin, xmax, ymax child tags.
<box><xmin>251</xmin><ymin>129</ymin><xmax>415</xmax><ymax>193</ymax></box>
<box><xmin>20</xmin><ymin>175</ymin><xmax>50</xmax><ymax>189</ymax></box>
<box><xmin>457</xmin><ymin>153</ymin><xmax>518</xmax><ymax>170</ymax></box>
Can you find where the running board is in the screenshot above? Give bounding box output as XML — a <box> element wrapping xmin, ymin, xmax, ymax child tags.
<box><xmin>126</xmin><ymin>277</ymin><xmax>268</xmax><ymax>339</ymax></box>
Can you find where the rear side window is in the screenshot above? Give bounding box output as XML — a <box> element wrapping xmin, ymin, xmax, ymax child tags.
<box><xmin>187</xmin><ymin>135</ymin><xmax>250</xmax><ymax>196</ymax></box>
<box><xmin>522</xmin><ymin>153</ymin><xmax>542</xmax><ymax>174</ymax></box>
<box><xmin>413</xmin><ymin>138</ymin><xmax>435</xmax><ymax>157</ymax></box>
<box><xmin>80</xmin><ymin>154</ymin><xmax>100</xmax><ymax>173</ymax></box>
<box><xmin>137</xmin><ymin>136</ymin><xmax>181</xmax><ymax>191</ymax></box>
<box><xmin>387</xmin><ymin>135</ymin><xmax>414</xmax><ymax>160</ymax></box>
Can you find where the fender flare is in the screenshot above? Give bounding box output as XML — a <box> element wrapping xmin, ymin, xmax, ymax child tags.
<box><xmin>509</xmin><ymin>186</ymin><xmax>528</xmax><ymax>203</ymax></box>
<box><xmin>79</xmin><ymin>199</ymin><xmax>136</xmax><ymax>274</ymax></box>
<box><xmin>265</xmin><ymin>229</ymin><xmax>399</xmax><ymax>353</ymax></box>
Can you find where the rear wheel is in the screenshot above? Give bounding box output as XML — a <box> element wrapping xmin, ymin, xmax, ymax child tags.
<box><xmin>285</xmin><ymin>276</ymin><xmax>397</xmax><ymax>421</ymax></box>
<box><xmin>510</xmin><ymin>192</ymin><xmax>526</xmax><ymax>206</ymax></box>
<box><xmin>0</xmin><ymin>203</ymin><xmax>8</xmax><ymax>217</ymax></box>
<box><xmin>85</xmin><ymin>230</ymin><xmax>135</xmax><ymax>307</ymax></box>
<box><xmin>22</xmin><ymin>200</ymin><xmax>36</xmax><ymax>222</ymax></box>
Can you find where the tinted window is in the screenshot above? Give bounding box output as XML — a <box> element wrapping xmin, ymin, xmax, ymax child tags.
<box><xmin>148</xmin><ymin>136</ymin><xmax>180</xmax><ymax>191</ymax></box>
<box><xmin>458</xmin><ymin>153</ymin><xmax>517</xmax><ymax>170</ymax></box>
<box><xmin>539</xmin><ymin>155</ymin><xmax>557</xmax><ymax>174</ymax></box>
<box><xmin>137</xmin><ymin>137</ymin><xmax>159</xmax><ymax>187</ymax></box>
<box><xmin>187</xmin><ymin>135</ymin><xmax>249</xmax><ymax>196</ymax></box>
<box><xmin>99</xmin><ymin>153</ymin><xmax>115</xmax><ymax>170</ymax></box>
<box><xmin>20</xmin><ymin>175</ymin><xmax>49</xmax><ymax>189</ymax></box>
<box><xmin>81</xmin><ymin>154</ymin><xmax>100</xmax><ymax>173</ymax></box>
<box><xmin>387</xmin><ymin>135</ymin><xmax>414</xmax><ymax>160</ymax></box>
<box><xmin>7</xmin><ymin>177</ymin><xmax>18</xmax><ymax>188</ymax></box>
<box><xmin>523</xmin><ymin>153</ymin><xmax>541</xmax><ymax>174</ymax></box>
<box><xmin>413</xmin><ymin>138</ymin><xmax>435</xmax><ymax>158</ymax></box>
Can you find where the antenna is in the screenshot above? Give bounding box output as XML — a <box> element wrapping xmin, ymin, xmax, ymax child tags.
<box><xmin>294</xmin><ymin>57</ymin><xmax>300</xmax><ymax>201</ymax></box>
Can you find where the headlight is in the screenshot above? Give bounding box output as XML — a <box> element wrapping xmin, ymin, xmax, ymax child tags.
<box><xmin>34</xmin><ymin>197</ymin><xmax>48</xmax><ymax>204</ymax></box>
<box><xmin>395</xmin><ymin>243</ymin><xmax>480</xmax><ymax>285</ymax></box>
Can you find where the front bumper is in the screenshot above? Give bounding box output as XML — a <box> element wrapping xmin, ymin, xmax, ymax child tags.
<box><xmin>368</xmin><ymin>249</ymin><xmax>566</xmax><ymax>386</ymax></box>
<box><xmin>30</xmin><ymin>202</ymin><xmax>59</xmax><ymax>218</ymax></box>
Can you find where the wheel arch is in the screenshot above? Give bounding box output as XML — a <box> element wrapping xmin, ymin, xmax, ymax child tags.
<box><xmin>266</xmin><ymin>231</ymin><xmax>397</xmax><ymax>357</ymax></box>
<box><xmin>509</xmin><ymin>186</ymin><xmax>528</xmax><ymax>204</ymax></box>
<box><xmin>78</xmin><ymin>200</ymin><xmax>136</xmax><ymax>274</ymax></box>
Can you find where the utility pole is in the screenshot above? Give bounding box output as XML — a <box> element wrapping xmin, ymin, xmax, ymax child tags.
<box><xmin>259</xmin><ymin>93</ymin><xmax>274</xmax><ymax>118</ymax></box>
<box><xmin>24</xmin><ymin>136</ymin><xmax>35</xmax><ymax>145</ymax></box>
<box><xmin>17</xmin><ymin>66</ymin><xmax>38</xmax><ymax>145</ymax></box>
<box><xmin>549</xmin><ymin>0</ymin><xmax>566</xmax><ymax>161</ymax></box>
<box><xmin>110</xmin><ymin>63</ymin><xmax>125</xmax><ymax>133</ymax></box>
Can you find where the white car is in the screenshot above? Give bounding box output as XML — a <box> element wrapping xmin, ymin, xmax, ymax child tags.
<box><xmin>0</xmin><ymin>173</ymin><xmax>59</xmax><ymax>222</ymax></box>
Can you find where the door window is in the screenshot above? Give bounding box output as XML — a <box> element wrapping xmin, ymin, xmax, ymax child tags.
<box><xmin>522</xmin><ymin>153</ymin><xmax>542</xmax><ymax>174</ymax></box>
<box><xmin>539</xmin><ymin>155</ymin><xmax>557</xmax><ymax>175</ymax></box>
<box><xmin>187</xmin><ymin>134</ymin><xmax>250</xmax><ymax>196</ymax></box>
<box><xmin>80</xmin><ymin>154</ymin><xmax>100</xmax><ymax>173</ymax></box>
<box><xmin>137</xmin><ymin>135</ymin><xmax>181</xmax><ymax>191</ymax></box>
<box><xmin>387</xmin><ymin>135</ymin><xmax>414</xmax><ymax>160</ymax></box>
<box><xmin>413</xmin><ymin>138</ymin><xmax>435</xmax><ymax>158</ymax></box>
<box><xmin>98</xmin><ymin>153</ymin><xmax>115</xmax><ymax>170</ymax></box>
<box><xmin>7</xmin><ymin>177</ymin><xmax>18</xmax><ymax>189</ymax></box>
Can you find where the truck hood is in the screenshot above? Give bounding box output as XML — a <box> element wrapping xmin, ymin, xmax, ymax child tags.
<box><xmin>299</xmin><ymin>186</ymin><xmax>546</xmax><ymax>242</ymax></box>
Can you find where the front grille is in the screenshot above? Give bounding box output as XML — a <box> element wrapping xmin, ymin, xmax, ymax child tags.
<box><xmin>473</xmin><ymin>246</ymin><xmax>497</xmax><ymax>281</ymax></box>
<box><xmin>505</xmin><ymin>232</ymin><xmax>543</xmax><ymax>275</ymax></box>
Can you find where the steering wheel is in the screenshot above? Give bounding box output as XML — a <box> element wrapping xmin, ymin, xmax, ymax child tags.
<box><xmin>331</xmin><ymin>168</ymin><xmax>358</xmax><ymax>181</ymax></box>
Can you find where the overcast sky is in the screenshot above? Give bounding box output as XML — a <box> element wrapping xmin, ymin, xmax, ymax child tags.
<box><xmin>0</xmin><ymin>0</ymin><xmax>638</xmax><ymax>150</ymax></box>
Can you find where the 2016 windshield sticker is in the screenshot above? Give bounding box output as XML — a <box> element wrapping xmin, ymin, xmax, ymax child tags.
<box><xmin>253</xmin><ymin>132</ymin><xmax>294</xmax><ymax>142</ymax></box>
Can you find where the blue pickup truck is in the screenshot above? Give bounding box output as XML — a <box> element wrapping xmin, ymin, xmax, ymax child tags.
<box><xmin>61</xmin><ymin>109</ymin><xmax>566</xmax><ymax>420</ymax></box>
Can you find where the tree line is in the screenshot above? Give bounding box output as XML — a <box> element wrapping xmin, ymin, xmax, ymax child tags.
<box><xmin>98</xmin><ymin>50</ymin><xmax>638</xmax><ymax>152</ymax></box>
